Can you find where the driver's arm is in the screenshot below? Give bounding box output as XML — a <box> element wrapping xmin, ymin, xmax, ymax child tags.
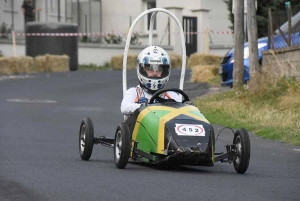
<box><xmin>120</xmin><ymin>88</ymin><xmax>142</xmax><ymax>115</ymax></box>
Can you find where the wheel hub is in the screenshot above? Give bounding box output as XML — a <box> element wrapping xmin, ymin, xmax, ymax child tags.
<box><xmin>115</xmin><ymin>131</ymin><xmax>122</xmax><ymax>160</ymax></box>
<box><xmin>80</xmin><ymin>125</ymin><xmax>86</xmax><ymax>153</ymax></box>
<box><xmin>234</xmin><ymin>136</ymin><xmax>242</xmax><ymax>164</ymax></box>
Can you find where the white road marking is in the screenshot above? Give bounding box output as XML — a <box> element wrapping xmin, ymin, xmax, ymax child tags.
<box><xmin>293</xmin><ymin>149</ymin><xmax>300</xmax><ymax>152</ymax></box>
<box><xmin>7</xmin><ymin>99</ymin><xmax>57</xmax><ymax>104</ymax></box>
<box><xmin>0</xmin><ymin>75</ymin><xmax>35</xmax><ymax>81</ymax></box>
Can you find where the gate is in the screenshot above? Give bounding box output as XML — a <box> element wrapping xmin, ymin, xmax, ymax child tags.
<box><xmin>183</xmin><ymin>16</ymin><xmax>197</xmax><ymax>56</ymax></box>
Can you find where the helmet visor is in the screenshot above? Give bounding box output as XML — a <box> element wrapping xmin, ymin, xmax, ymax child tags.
<box><xmin>139</xmin><ymin>64</ymin><xmax>170</xmax><ymax>79</ymax></box>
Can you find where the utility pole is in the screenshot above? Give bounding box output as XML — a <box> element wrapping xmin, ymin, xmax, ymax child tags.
<box><xmin>233</xmin><ymin>0</ymin><xmax>245</xmax><ymax>89</ymax></box>
<box><xmin>77</xmin><ymin>0</ymin><xmax>80</xmax><ymax>32</ymax></box>
<box><xmin>58</xmin><ymin>0</ymin><xmax>61</xmax><ymax>22</ymax></box>
<box><xmin>247</xmin><ymin>0</ymin><xmax>259</xmax><ymax>89</ymax></box>
<box><xmin>11</xmin><ymin>0</ymin><xmax>14</xmax><ymax>30</ymax></box>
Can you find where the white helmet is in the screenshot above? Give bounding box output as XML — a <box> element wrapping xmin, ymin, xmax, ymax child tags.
<box><xmin>137</xmin><ymin>46</ymin><xmax>171</xmax><ymax>92</ymax></box>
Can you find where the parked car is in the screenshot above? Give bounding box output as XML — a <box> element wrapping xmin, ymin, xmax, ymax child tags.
<box><xmin>219</xmin><ymin>33</ymin><xmax>300</xmax><ymax>86</ymax></box>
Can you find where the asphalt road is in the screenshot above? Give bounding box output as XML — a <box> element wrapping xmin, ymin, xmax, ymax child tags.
<box><xmin>0</xmin><ymin>69</ymin><xmax>300</xmax><ymax>201</ymax></box>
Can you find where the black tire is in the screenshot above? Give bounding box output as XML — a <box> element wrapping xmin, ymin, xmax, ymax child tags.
<box><xmin>79</xmin><ymin>117</ymin><xmax>94</xmax><ymax>160</ymax></box>
<box><xmin>114</xmin><ymin>123</ymin><xmax>131</xmax><ymax>169</ymax></box>
<box><xmin>210</xmin><ymin>126</ymin><xmax>216</xmax><ymax>154</ymax></box>
<box><xmin>233</xmin><ymin>128</ymin><xmax>251</xmax><ymax>174</ymax></box>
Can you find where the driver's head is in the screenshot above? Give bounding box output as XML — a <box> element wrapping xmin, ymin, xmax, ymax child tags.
<box><xmin>137</xmin><ymin>46</ymin><xmax>171</xmax><ymax>93</ymax></box>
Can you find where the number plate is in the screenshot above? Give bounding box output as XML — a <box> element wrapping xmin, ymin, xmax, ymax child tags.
<box><xmin>175</xmin><ymin>124</ymin><xmax>205</xmax><ymax>136</ymax></box>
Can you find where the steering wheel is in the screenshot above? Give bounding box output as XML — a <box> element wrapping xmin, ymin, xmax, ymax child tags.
<box><xmin>149</xmin><ymin>88</ymin><xmax>190</xmax><ymax>104</ymax></box>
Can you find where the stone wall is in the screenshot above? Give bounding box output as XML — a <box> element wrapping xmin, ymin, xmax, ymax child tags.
<box><xmin>262</xmin><ymin>46</ymin><xmax>300</xmax><ymax>79</ymax></box>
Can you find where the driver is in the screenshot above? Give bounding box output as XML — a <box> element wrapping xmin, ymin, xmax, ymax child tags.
<box><xmin>120</xmin><ymin>46</ymin><xmax>182</xmax><ymax>116</ymax></box>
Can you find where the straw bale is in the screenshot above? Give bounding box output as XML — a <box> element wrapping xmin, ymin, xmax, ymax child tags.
<box><xmin>47</xmin><ymin>55</ymin><xmax>69</xmax><ymax>72</ymax></box>
<box><xmin>34</xmin><ymin>56</ymin><xmax>48</xmax><ymax>72</ymax></box>
<box><xmin>111</xmin><ymin>53</ymin><xmax>187</xmax><ymax>70</ymax></box>
<box><xmin>127</xmin><ymin>55</ymin><xmax>138</xmax><ymax>70</ymax></box>
<box><xmin>15</xmin><ymin>56</ymin><xmax>34</xmax><ymax>74</ymax></box>
<box><xmin>110</xmin><ymin>55</ymin><xmax>122</xmax><ymax>70</ymax></box>
<box><xmin>191</xmin><ymin>65</ymin><xmax>219</xmax><ymax>82</ymax></box>
<box><xmin>34</xmin><ymin>54</ymin><xmax>69</xmax><ymax>72</ymax></box>
<box><xmin>111</xmin><ymin>54</ymin><xmax>137</xmax><ymax>70</ymax></box>
<box><xmin>169</xmin><ymin>53</ymin><xmax>181</xmax><ymax>69</ymax></box>
<box><xmin>0</xmin><ymin>57</ymin><xmax>16</xmax><ymax>75</ymax></box>
<box><xmin>188</xmin><ymin>53</ymin><xmax>222</xmax><ymax>68</ymax></box>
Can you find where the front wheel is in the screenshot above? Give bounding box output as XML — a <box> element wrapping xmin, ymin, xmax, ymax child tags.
<box><xmin>79</xmin><ymin>117</ymin><xmax>94</xmax><ymax>160</ymax></box>
<box><xmin>233</xmin><ymin>128</ymin><xmax>250</xmax><ymax>174</ymax></box>
<box><xmin>114</xmin><ymin>123</ymin><xmax>131</xmax><ymax>169</ymax></box>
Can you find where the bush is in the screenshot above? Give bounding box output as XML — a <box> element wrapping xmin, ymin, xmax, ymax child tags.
<box><xmin>104</xmin><ymin>33</ymin><xmax>123</xmax><ymax>44</ymax></box>
<box><xmin>0</xmin><ymin>22</ymin><xmax>11</xmax><ymax>39</ymax></box>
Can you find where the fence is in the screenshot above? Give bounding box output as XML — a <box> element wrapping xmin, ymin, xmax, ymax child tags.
<box><xmin>267</xmin><ymin>5</ymin><xmax>300</xmax><ymax>49</ymax></box>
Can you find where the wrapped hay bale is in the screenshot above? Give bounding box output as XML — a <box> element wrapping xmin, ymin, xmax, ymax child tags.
<box><xmin>188</xmin><ymin>53</ymin><xmax>222</xmax><ymax>68</ymax></box>
<box><xmin>191</xmin><ymin>65</ymin><xmax>219</xmax><ymax>82</ymax></box>
<box><xmin>15</xmin><ymin>56</ymin><xmax>34</xmax><ymax>74</ymax></box>
<box><xmin>111</xmin><ymin>54</ymin><xmax>137</xmax><ymax>70</ymax></box>
<box><xmin>0</xmin><ymin>57</ymin><xmax>16</xmax><ymax>75</ymax></box>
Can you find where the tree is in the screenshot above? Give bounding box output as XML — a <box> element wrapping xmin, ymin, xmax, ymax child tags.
<box><xmin>233</xmin><ymin>0</ymin><xmax>245</xmax><ymax>89</ymax></box>
<box><xmin>224</xmin><ymin>0</ymin><xmax>300</xmax><ymax>37</ymax></box>
<box><xmin>247</xmin><ymin>0</ymin><xmax>259</xmax><ymax>90</ymax></box>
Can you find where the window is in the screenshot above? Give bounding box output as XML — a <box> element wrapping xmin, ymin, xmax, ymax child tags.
<box><xmin>146</xmin><ymin>1</ymin><xmax>156</xmax><ymax>31</ymax></box>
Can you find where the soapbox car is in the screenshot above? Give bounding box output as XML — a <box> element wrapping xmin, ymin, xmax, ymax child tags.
<box><xmin>79</xmin><ymin>88</ymin><xmax>251</xmax><ymax>174</ymax></box>
<box><xmin>78</xmin><ymin>8</ymin><xmax>250</xmax><ymax>174</ymax></box>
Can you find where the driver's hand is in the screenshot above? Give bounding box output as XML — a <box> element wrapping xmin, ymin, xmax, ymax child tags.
<box><xmin>137</xmin><ymin>97</ymin><xmax>148</xmax><ymax>104</ymax></box>
<box><xmin>138</xmin><ymin>97</ymin><xmax>148</xmax><ymax>107</ymax></box>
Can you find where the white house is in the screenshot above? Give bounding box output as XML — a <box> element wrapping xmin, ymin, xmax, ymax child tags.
<box><xmin>0</xmin><ymin>0</ymin><xmax>233</xmax><ymax>65</ymax></box>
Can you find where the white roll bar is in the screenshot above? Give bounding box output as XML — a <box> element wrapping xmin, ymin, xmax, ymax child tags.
<box><xmin>123</xmin><ymin>8</ymin><xmax>187</xmax><ymax>96</ymax></box>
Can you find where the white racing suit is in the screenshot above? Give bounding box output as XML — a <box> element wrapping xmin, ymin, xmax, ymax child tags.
<box><xmin>120</xmin><ymin>85</ymin><xmax>182</xmax><ymax>116</ymax></box>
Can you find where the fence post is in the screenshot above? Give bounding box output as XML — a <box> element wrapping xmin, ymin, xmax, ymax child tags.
<box><xmin>268</xmin><ymin>8</ymin><xmax>274</xmax><ymax>49</ymax></box>
<box><xmin>287</xmin><ymin>4</ymin><xmax>292</xmax><ymax>46</ymax></box>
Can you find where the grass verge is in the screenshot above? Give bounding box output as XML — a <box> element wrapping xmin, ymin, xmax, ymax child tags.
<box><xmin>194</xmin><ymin>77</ymin><xmax>300</xmax><ymax>146</ymax></box>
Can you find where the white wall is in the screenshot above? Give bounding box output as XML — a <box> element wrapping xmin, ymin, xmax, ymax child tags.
<box><xmin>202</xmin><ymin>0</ymin><xmax>234</xmax><ymax>47</ymax></box>
<box><xmin>0</xmin><ymin>41</ymin><xmax>172</xmax><ymax>66</ymax></box>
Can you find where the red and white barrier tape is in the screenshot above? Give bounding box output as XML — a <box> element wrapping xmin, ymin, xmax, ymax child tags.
<box><xmin>0</xmin><ymin>30</ymin><xmax>232</xmax><ymax>37</ymax></box>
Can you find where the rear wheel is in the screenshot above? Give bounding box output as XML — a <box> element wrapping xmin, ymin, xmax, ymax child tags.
<box><xmin>114</xmin><ymin>123</ymin><xmax>131</xmax><ymax>169</ymax></box>
<box><xmin>233</xmin><ymin>128</ymin><xmax>250</xmax><ymax>174</ymax></box>
<box><xmin>79</xmin><ymin>117</ymin><xmax>94</xmax><ymax>160</ymax></box>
